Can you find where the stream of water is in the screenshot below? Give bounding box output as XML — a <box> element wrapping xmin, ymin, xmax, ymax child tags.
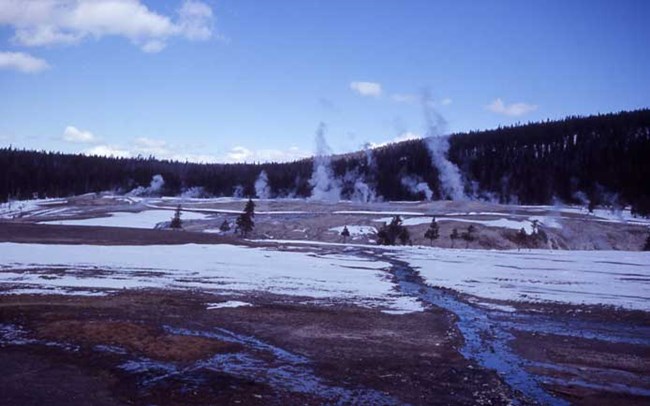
<box><xmin>370</xmin><ymin>250</ymin><xmax>650</xmax><ymax>406</ymax></box>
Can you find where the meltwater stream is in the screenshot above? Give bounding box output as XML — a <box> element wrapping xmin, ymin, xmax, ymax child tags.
<box><xmin>378</xmin><ymin>254</ymin><xmax>569</xmax><ymax>406</ymax></box>
<box><xmin>368</xmin><ymin>249</ymin><xmax>650</xmax><ymax>406</ymax></box>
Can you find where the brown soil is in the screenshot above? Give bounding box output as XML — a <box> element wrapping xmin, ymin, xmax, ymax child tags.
<box><xmin>0</xmin><ymin>290</ymin><xmax>520</xmax><ymax>405</ymax></box>
<box><xmin>0</xmin><ymin>222</ymin><xmax>244</xmax><ymax>246</ymax></box>
<box><xmin>37</xmin><ymin>320</ymin><xmax>242</xmax><ymax>362</ymax></box>
<box><xmin>512</xmin><ymin>331</ymin><xmax>650</xmax><ymax>405</ymax></box>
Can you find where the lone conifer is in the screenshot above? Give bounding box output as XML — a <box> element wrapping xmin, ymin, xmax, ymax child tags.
<box><xmin>236</xmin><ymin>198</ymin><xmax>255</xmax><ymax>237</ymax></box>
<box><xmin>450</xmin><ymin>228</ymin><xmax>459</xmax><ymax>248</ymax></box>
<box><xmin>424</xmin><ymin>217</ymin><xmax>440</xmax><ymax>246</ymax></box>
<box><xmin>341</xmin><ymin>226</ymin><xmax>350</xmax><ymax>243</ymax></box>
<box><xmin>170</xmin><ymin>205</ymin><xmax>182</xmax><ymax>229</ymax></box>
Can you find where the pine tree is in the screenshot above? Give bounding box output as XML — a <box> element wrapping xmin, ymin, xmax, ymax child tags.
<box><xmin>643</xmin><ymin>233</ymin><xmax>650</xmax><ymax>251</ymax></box>
<box><xmin>424</xmin><ymin>217</ymin><xmax>440</xmax><ymax>246</ymax></box>
<box><xmin>236</xmin><ymin>198</ymin><xmax>255</xmax><ymax>237</ymax></box>
<box><xmin>450</xmin><ymin>228</ymin><xmax>459</xmax><ymax>248</ymax></box>
<box><xmin>398</xmin><ymin>227</ymin><xmax>411</xmax><ymax>245</ymax></box>
<box><xmin>244</xmin><ymin>198</ymin><xmax>255</xmax><ymax>218</ymax></box>
<box><xmin>340</xmin><ymin>226</ymin><xmax>350</xmax><ymax>243</ymax></box>
<box><xmin>530</xmin><ymin>219</ymin><xmax>540</xmax><ymax>235</ymax></box>
<box><xmin>219</xmin><ymin>219</ymin><xmax>231</xmax><ymax>232</ymax></box>
<box><xmin>376</xmin><ymin>223</ymin><xmax>390</xmax><ymax>245</ymax></box>
<box><xmin>516</xmin><ymin>227</ymin><xmax>528</xmax><ymax>251</ymax></box>
<box><xmin>461</xmin><ymin>225</ymin><xmax>476</xmax><ymax>248</ymax></box>
<box><xmin>376</xmin><ymin>216</ymin><xmax>410</xmax><ymax>246</ymax></box>
<box><xmin>170</xmin><ymin>205</ymin><xmax>182</xmax><ymax>229</ymax></box>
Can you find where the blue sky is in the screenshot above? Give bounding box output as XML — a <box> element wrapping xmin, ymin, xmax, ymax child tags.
<box><xmin>1</xmin><ymin>0</ymin><xmax>649</xmax><ymax>162</ymax></box>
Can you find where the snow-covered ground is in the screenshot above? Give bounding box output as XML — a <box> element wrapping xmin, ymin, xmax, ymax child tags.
<box><xmin>0</xmin><ymin>198</ymin><xmax>69</xmax><ymax>219</ymax></box>
<box><xmin>388</xmin><ymin>247</ymin><xmax>650</xmax><ymax>311</ymax></box>
<box><xmin>206</xmin><ymin>300</ymin><xmax>253</xmax><ymax>309</ymax></box>
<box><xmin>40</xmin><ymin>210</ymin><xmax>210</xmax><ymax>229</ymax></box>
<box><xmin>374</xmin><ymin>215</ymin><xmax>561</xmax><ymax>233</ymax></box>
<box><xmin>329</xmin><ymin>225</ymin><xmax>377</xmax><ymax>236</ymax></box>
<box><xmin>0</xmin><ymin>242</ymin><xmax>422</xmax><ymax>313</ymax></box>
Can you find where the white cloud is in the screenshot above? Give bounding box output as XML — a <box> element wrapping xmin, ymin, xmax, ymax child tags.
<box><xmin>178</xmin><ymin>0</ymin><xmax>213</xmax><ymax>41</ymax></box>
<box><xmin>140</xmin><ymin>39</ymin><xmax>166</xmax><ymax>53</ymax></box>
<box><xmin>486</xmin><ymin>98</ymin><xmax>537</xmax><ymax>117</ymax></box>
<box><xmin>391</xmin><ymin>93</ymin><xmax>452</xmax><ymax>107</ymax></box>
<box><xmin>0</xmin><ymin>0</ymin><xmax>214</xmax><ymax>53</ymax></box>
<box><xmin>225</xmin><ymin>146</ymin><xmax>310</xmax><ymax>163</ymax></box>
<box><xmin>130</xmin><ymin>137</ymin><xmax>219</xmax><ymax>162</ymax></box>
<box><xmin>391</xmin><ymin>93</ymin><xmax>417</xmax><ymax>103</ymax></box>
<box><xmin>133</xmin><ymin>136</ymin><xmax>168</xmax><ymax>155</ymax></box>
<box><xmin>0</xmin><ymin>51</ymin><xmax>49</xmax><ymax>73</ymax></box>
<box><xmin>80</xmin><ymin>135</ymin><xmax>217</xmax><ymax>163</ymax></box>
<box><xmin>350</xmin><ymin>81</ymin><xmax>382</xmax><ymax>97</ymax></box>
<box><xmin>368</xmin><ymin>131</ymin><xmax>422</xmax><ymax>149</ymax></box>
<box><xmin>62</xmin><ymin>125</ymin><xmax>98</xmax><ymax>143</ymax></box>
<box><xmin>68</xmin><ymin>127</ymin><xmax>307</xmax><ymax>163</ymax></box>
<box><xmin>85</xmin><ymin>144</ymin><xmax>131</xmax><ymax>158</ymax></box>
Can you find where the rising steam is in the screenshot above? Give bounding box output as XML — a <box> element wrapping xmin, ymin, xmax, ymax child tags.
<box><xmin>128</xmin><ymin>174</ymin><xmax>165</xmax><ymax>196</ymax></box>
<box><xmin>309</xmin><ymin>122</ymin><xmax>342</xmax><ymax>201</ymax></box>
<box><xmin>421</xmin><ymin>91</ymin><xmax>466</xmax><ymax>200</ymax></box>
<box><xmin>401</xmin><ymin>175</ymin><xmax>433</xmax><ymax>200</ymax></box>
<box><xmin>255</xmin><ymin>170</ymin><xmax>271</xmax><ymax>199</ymax></box>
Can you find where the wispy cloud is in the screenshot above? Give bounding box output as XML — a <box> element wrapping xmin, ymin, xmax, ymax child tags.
<box><xmin>391</xmin><ymin>93</ymin><xmax>417</xmax><ymax>103</ymax></box>
<box><xmin>368</xmin><ymin>131</ymin><xmax>422</xmax><ymax>149</ymax></box>
<box><xmin>0</xmin><ymin>0</ymin><xmax>215</xmax><ymax>53</ymax></box>
<box><xmin>71</xmin><ymin>129</ymin><xmax>215</xmax><ymax>161</ymax></box>
<box><xmin>0</xmin><ymin>51</ymin><xmax>49</xmax><ymax>73</ymax></box>
<box><xmin>391</xmin><ymin>93</ymin><xmax>452</xmax><ymax>107</ymax></box>
<box><xmin>76</xmin><ymin>130</ymin><xmax>309</xmax><ymax>163</ymax></box>
<box><xmin>62</xmin><ymin>126</ymin><xmax>98</xmax><ymax>143</ymax></box>
<box><xmin>85</xmin><ymin>144</ymin><xmax>132</xmax><ymax>158</ymax></box>
<box><xmin>486</xmin><ymin>98</ymin><xmax>537</xmax><ymax>117</ymax></box>
<box><xmin>225</xmin><ymin>146</ymin><xmax>310</xmax><ymax>163</ymax></box>
<box><xmin>350</xmin><ymin>81</ymin><xmax>382</xmax><ymax>97</ymax></box>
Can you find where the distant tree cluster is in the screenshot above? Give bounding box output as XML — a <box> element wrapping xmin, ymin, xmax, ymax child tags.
<box><xmin>424</xmin><ymin>218</ymin><xmax>439</xmax><ymax>245</ymax></box>
<box><xmin>1</xmin><ymin>109</ymin><xmax>649</xmax><ymax>215</ymax></box>
<box><xmin>514</xmin><ymin>220</ymin><xmax>549</xmax><ymax>250</ymax></box>
<box><xmin>377</xmin><ymin>216</ymin><xmax>411</xmax><ymax>246</ymax></box>
<box><xmin>450</xmin><ymin>225</ymin><xmax>478</xmax><ymax>248</ymax></box>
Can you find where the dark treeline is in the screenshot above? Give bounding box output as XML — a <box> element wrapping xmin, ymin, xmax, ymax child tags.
<box><xmin>1</xmin><ymin>109</ymin><xmax>649</xmax><ymax>215</ymax></box>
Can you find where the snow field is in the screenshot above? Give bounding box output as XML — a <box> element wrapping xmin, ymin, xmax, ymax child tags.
<box><xmin>389</xmin><ymin>247</ymin><xmax>650</xmax><ymax>311</ymax></box>
<box><xmin>41</xmin><ymin>210</ymin><xmax>210</xmax><ymax>229</ymax></box>
<box><xmin>0</xmin><ymin>243</ymin><xmax>423</xmax><ymax>313</ymax></box>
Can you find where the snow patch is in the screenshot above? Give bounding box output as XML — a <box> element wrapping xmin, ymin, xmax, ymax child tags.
<box><xmin>329</xmin><ymin>226</ymin><xmax>377</xmax><ymax>236</ymax></box>
<box><xmin>391</xmin><ymin>248</ymin><xmax>650</xmax><ymax>311</ymax></box>
<box><xmin>207</xmin><ymin>301</ymin><xmax>252</xmax><ymax>309</ymax></box>
<box><xmin>40</xmin><ymin>210</ymin><xmax>209</xmax><ymax>229</ymax></box>
<box><xmin>0</xmin><ymin>243</ymin><xmax>422</xmax><ymax>313</ymax></box>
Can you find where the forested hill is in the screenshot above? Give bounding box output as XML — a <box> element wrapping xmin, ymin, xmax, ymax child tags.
<box><xmin>1</xmin><ymin>109</ymin><xmax>649</xmax><ymax>215</ymax></box>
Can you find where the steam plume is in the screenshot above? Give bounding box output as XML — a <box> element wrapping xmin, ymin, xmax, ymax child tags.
<box><xmin>401</xmin><ymin>175</ymin><xmax>433</xmax><ymax>200</ymax></box>
<box><xmin>421</xmin><ymin>91</ymin><xmax>466</xmax><ymax>200</ymax></box>
<box><xmin>309</xmin><ymin>123</ymin><xmax>342</xmax><ymax>201</ymax></box>
<box><xmin>255</xmin><ymin>170</ymin><xmax>271</xmax><ymax>199</ymax></box>
<box><xmin>128</xmin><ymin>174</ymin><xmax>165</xmax><ymax>196</ymax></box>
